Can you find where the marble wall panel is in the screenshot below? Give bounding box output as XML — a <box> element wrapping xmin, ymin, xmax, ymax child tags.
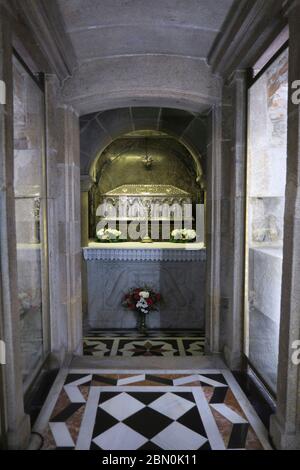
<box><xmin>85</xmin><ymin>259</ymin><xmax>206</xmax><ymax>329</ymax></box>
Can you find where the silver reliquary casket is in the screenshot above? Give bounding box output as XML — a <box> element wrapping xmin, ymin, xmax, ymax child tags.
<box><xmin>96</xmin><ymin>184</ymin><xmax>193</xmax><ymax>222</ymax></box>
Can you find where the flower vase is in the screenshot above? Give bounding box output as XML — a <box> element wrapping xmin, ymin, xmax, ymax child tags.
<box><xmin>137</xmin><ymin>311</ymin><xmax>148</xmax><ymax>334</ymax></box>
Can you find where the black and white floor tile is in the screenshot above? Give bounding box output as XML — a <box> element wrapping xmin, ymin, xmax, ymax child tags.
<box><xmin>83</xmin><ymin>330</ymin><xmax>205</xmax><ymax>357</ymax></box>
<box><xmin>40</xmin><ymin>370</ymin><xmax>272</xmax><ymax>450</ymax></box>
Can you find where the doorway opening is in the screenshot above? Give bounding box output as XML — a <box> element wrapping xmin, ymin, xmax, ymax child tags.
<box><xmin>81</xmin><ymin>128</ymin><xmax>206</xmax><ymax>359</ymax></box>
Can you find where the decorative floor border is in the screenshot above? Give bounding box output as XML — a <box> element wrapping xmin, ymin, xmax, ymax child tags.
<box><xmin>33</xmin><ymin>368</ymin><xmax>272</xmax><ymax>451</ymax></box>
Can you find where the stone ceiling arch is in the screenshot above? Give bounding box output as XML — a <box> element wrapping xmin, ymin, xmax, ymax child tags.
<box><xmin>80</xmin><ymin>107</ymin><xmax>208</xmax><ymax>185</ymax></box>
<box><xmin>56</xmin><ymin>0</ymin><xmax>235</xmax><ymax>115</ymax></box>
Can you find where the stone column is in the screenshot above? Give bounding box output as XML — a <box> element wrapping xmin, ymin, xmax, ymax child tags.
<box><xmin>56</xmin><ymin>105</ymin><xmax>82</xmax><ymax>354</ymax></box>
<box><xmin>81</xmin><ymin>175</ymin><xmax>94</xmax><ymax>247</ymax></box>
<box><xmin>0</xmin><ymin>6</ymin><xmax>30</xmax><ymax>448</ymax></box>
<box><xmin>44</xmin><ymin>74</ymin><xmax>66</xmax><ymax>365</ymax></box>
<box><xmin>223</xmin><ymin>71</ymin><xmax>247</xmax><ymax>369</ymax></box>
<box><xmin>206</xmin><ymin>101</ymin><xmax>222</xmax><ymax>354</ymax></box>
<box><xmin>270</xmin><ymin>0</ymin><xmax>300</xmax><ymax>449</ymax></box>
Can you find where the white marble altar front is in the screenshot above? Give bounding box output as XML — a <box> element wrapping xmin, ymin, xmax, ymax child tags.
<box><xmin>83</xmin><ymin>242</ymin><xmax>206</xmax><ymax>330</ymax></box>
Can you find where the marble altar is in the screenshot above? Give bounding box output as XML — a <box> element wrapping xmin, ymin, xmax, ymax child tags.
<box><xmin>83</xmin><ymin>242</ymin><xmax>206</xmax><ymax>329</ymax></box>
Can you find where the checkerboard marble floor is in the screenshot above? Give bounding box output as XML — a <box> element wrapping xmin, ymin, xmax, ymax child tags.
<box><xmin>39</xmin><ymin>370</ymin><xmax>271</xmax><ymax>450</ymax></box>
<box><xmin>83</xmin><ymin>330</ymin><xmax>205</xmax><ymax>357</ymax></box>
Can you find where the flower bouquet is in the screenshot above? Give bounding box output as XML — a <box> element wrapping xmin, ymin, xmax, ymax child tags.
<box><xmin>171</xmin><ymin>228</ymin><xmax>196</xmax><ymax>243</ymax></box>
<box><xmin>122</xmin><ymin>288</ymin><xmax>161</xmax><ymax>332</ymax></box>
<box><xmin>96</xmin><ymin>227</ymin><xmax>122</xmax><ymax>242</ymax></box>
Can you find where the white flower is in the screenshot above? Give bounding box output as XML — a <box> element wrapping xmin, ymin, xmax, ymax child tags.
<box><xmin>97</xmin><ymin>228</ymin><xmax>105</xmax><ymax>237</ymax></box>
<box><xmin>184</xmin><ymin>229</ymin><xmax>196</xmax><ymax>240</ymax></box>
<box><xmin>171</xmin><ymin>229</ymin><xmax>183</xmax><ymax>240</ymax></box>
<box><xmin>136</xmin><ymin>298</ymin><xmax>149</xmax><ymax>313</ymax></box>
<box><xmin>171</xmin><ymin>228</ymin><xmax>196</xmax><ymax>240</ymax></box>
<box><xmin>139</xmin><ymin>291</ymin><xmax>150</xmax><ymax>299</ymax></box>
<box><xmin>97</xmin><ymin>227</ymin><xmax>122</xmax><ymax>240</ymax></box>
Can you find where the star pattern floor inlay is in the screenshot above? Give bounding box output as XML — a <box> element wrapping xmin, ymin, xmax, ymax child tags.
<box><xmin>83</xmin><ymin>329</ymin><xmax>205</xmax><ymax>357</ymax></box>
<box><xmin>40</xmin><ymin>370</ymin><xmax>271</xmax><ymax>450</ymax></box>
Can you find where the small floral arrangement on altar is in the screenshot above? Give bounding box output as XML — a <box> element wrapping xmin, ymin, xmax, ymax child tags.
<box><xmin>122</xmin><ymin>288</ymin><xmax>162</xmax><ymax>332</ymax></box>
<box><xmin>171</xmin><ymin>228</ymin><xmax>196</xmax><ymax>242</ymax></box>
<box><xmin>96</xmin><ymin>227</ymin><xmax>122</xmax><ymax>242</ymax></box>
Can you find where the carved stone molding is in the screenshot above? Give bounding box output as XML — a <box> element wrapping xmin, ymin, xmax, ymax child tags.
<box><xmin>83</xmin><ymin>247</ymin><xmax>206</xmax><ymax>262</ymax></box>
<box><xmin>208</xmin><ymin>0</ymin><xmax>287</xmax><ymax>79</ymax></box>
<box><xmin>12</xmin><ymin>0</ymin><xmax>77</xmax><ymax>81</ymax></box>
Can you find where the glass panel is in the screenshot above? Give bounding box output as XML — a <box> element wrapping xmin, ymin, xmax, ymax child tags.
<box><xmin>246</xmin><ymin>48</ymin><xmax>288</xmax><ymax>394</ymax></box>
<box><xmin>13</xmin><ymin>56</ymin><xmax>49</xmax><ymax>389</ymax></box>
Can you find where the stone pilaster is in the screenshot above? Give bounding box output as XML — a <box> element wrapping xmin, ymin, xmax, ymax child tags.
<box><xmin>270</xmin><ymin>0</ymin><xmax>300</xmax><ymax>449</ymax></box>
<box><xmin>0</xmin><ymin>6</ymin><xmax>30</xmax><ymax>449</ymax></box>
<box><xmin>56</xmin><ymin>105</ymin><xmax>82</xmax><ymax>354</ymax></box>
<box><xmin>44</xmin><ymin>74</ymin><xmax>66</xmax><ymax>365</ymax></box>
<box><xmin>223</xmin><ymin>71</ymin><xmax>247</xmax><ymax>369</ymax></box>
<box><xmin>205</xmin><ymin>101</ymin><xmax>222</xmax><ymax>354</ymax></box>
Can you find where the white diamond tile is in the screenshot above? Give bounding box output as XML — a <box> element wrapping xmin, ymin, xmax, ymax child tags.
<box><xmin>148</xmin><ymin>392</ymin><xmax>194</xmax><ymax>420</ymax></box>
<box><xmin>99</xmin><ymin>392</ymin><xmax>145</xmax><ymax>420</ymax></box>
<box><xmin>93</xmin><ymin>423</ymin><xmax>147</xmax><ymax>450</ymax></box>
<box><xmin>151</xmin><ymin>422</ymin><xmax>207</xmax><ymax>450</ymax></box>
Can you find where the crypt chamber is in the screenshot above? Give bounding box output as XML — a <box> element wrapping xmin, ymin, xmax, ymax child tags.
<box><xmin>80</xmin><ymin>115</ymin><xmax>207</xmax><ymax>339</ymax></box>
<box><xmin>3</xmin><ymin>0</ymin><xmax>300</xmax><ymax>451</ymax></box>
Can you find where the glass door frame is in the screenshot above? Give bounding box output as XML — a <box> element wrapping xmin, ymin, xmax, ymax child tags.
<box><xmin>243</xmin><ymin>40</ymin><xmax>289</xmax><ymax>399</ymax></box>
<box><xmin>12</xmin><ymin>49</ymin><xmax>51</xmax><ymax>395</ymax></box>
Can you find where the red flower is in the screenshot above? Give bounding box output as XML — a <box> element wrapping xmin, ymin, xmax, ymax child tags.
<box><xmin>147</xmin><ymin>298</ymin><xmax>154</xmax><ymax>306</ymax></box>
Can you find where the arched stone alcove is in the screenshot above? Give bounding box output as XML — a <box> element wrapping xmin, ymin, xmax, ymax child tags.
<box><xmin>80</xmin><ymin>107</ymin><xmax>208</xmax><ymax>245</ymax></box>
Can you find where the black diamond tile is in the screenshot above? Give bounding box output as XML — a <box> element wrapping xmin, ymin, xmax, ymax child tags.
<box><xmin>199</xmin><ymin>441</ymin><xmax>211</xmax><ymax>450</ymax></box>
<box><xmin>177</xmin><ymin>407</ymin><xmax>207</xmax><ymax>437</ymax></box>
<box><xmin>99</xmin><ymin>392</ymin><xmax>119</xmax><ymax>404</ymax></box>
<box><xmin>126</xmin><ymin>392</ymin><xmax>164</xmax><ymax>405</ymax></box>
<box><xmin>90</xmin><ymin>441</ymin><xmax>101</xmax><ymax>450</ymax></box>
<box><xmin>138</xmin><ymin>441</ymin><xmax>162</xmax><ymax>450</ymax></box>
<box><xmin>92</xmin><ymin>408</ymin><xmax>119</xmax><ymax>438</ymax></box>
<box><xmin>123</xmin><ymin>407</ymin><xmax>173</xmax><ymax>439</ymax></box>
<box><xmin>173</xmin><ymin>392</ymin><xmax>195</xmax><ymax>403</ymax></box>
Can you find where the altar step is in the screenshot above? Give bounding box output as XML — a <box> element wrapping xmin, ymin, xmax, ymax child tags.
<box><xmin>70</xmin><ymin>354</ymin><xmax>226</xmax><ymax>371</ymax></box>
<box><xmin>83</xmin><ymin>329</ymin><xmax>205</xmax><ymax>358</ymax></box>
